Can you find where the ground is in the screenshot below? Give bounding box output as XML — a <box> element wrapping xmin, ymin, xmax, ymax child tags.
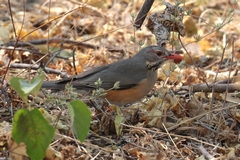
<box><xmin>0</xmin><ymin>0</ymin><xmax>240</xmax><ymax>159</ymax></box>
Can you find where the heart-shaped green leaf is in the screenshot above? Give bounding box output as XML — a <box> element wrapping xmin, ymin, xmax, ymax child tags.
<box><xmin>10</xmin><ymin>71</ymin><xmax>45</xmax><ymax>103</ymax></box>
<box><xmin>12</xmin><ymin>108</ymin><xmax>55</xmax><ymax>160</ymax></box>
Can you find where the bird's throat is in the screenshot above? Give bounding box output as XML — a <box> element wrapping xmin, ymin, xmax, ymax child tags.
<box><xmin>146</xmin><ymin>59</ymin><xmax>165</xmax><ymax>70</ymax></box>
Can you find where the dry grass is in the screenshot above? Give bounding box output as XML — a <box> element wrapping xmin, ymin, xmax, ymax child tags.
<box><xmin>0</xmin><ymin>0</ymin><xmax>240</xmax><ymax>159</ymax></box>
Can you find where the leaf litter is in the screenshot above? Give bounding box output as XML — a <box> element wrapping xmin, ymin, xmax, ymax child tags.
<box><xmin>0</xmin><ymin>0</ymin><xmax>240</xmax><ymax>159</ymax></box>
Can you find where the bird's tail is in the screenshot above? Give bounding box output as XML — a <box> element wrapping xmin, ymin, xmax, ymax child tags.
<box><xmin>41</xmin><ymin>81</ymin><xmax>66</xmax><ymax>90</ymax></box>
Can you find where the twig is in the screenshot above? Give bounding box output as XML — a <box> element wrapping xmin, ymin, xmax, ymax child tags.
<box><xmin>167</xmin><ymin>103</ymin><xmax>239</xmax><ymax>131</ymax></box>
<box><xmin>222</xmin><ymin>39</ymin><xmax>235</xmax><ymax>107</ymax></box>
<box><xmin>44</xmin><ymin>42</ymin><xmax>64</xmax><ymax>67</ymax></box>
<box><xmin>9</xmin><ymin>63</ymin><xmax>69</xmax><ymax>78</ymax></box>
<box><xmin>121</xmin><ymin>123</ymin><xmax>226</xmax><ymax>150</ymax></box>
<box><xmin>209</xmin><ymin>43</ymin><xmax>227</xmax><ymax>111</ymax></box>
<box><xmin>178</xmin><ymin>35</ymin><xmax>209</xmax><ymax>87</ymax></box>
<box><xmin>134</xmin><ymin>0</ymin><xmax>154</xmax><ymax>29</ymax></box>
<box><xmin>198</xmin><ymin>145</ymin><xmax>214</xmax><ymax>160</ymax></box>
<box><xmin>0</xmin><ymin>82</ymin><xmax>12</xmax><ymax>118</ymax></box>
<box><xmin>2</xmin><ymin>0</ymin><xmax>21</xmax><ymax>86</ymax></box>
<box><xmin>0</xmin><ymin>46</ymin><xmax>68</xmax><ymax>60</ymax></box>
<box><xmin>4</xmin><ymin>38</ymin><xmax>125</xmax><ymax>54</ymax></box>
<box><xmin>162</xmin><ymin>123</ymin><xmax>183</xmax><ymax>158</ymax></box>
<box><xmin>72</xmin><ymin>48</ymin><xmax>77</xmax><ymax>75</ymax></box>
<box><xmin>4</xmin><ymin>38</ymin><xmax>99</xmax><ymax>49</ymax></box>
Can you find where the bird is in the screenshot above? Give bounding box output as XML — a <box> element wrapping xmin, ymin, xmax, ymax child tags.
<box><xmin>42</xmin><ymin>46</ymin><xmax>183</xmax><ymax>105</ymax></box>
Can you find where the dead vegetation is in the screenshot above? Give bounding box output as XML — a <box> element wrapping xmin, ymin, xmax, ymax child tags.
<box><xmin>0</xmin><ymin>0</ymin><xmax>240</xmax><ymax>159</ymax></box>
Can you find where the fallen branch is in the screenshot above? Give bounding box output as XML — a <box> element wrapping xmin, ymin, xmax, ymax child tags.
<box><xmin>191</xmin><ymin>83</ymin><xmax>240</xmax><ymax>93</ymax></box>
<box><xmin>10</xmin><ymin>63</ymin><xmax>69</xmax><ymax>78</ymax></box>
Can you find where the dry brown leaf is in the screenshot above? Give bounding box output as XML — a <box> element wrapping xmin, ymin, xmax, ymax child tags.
<box><xmin>231</xmin><ymin>109</ymin><xmax>240</xmax><ymax>123</ymax></box>
<box><xmin>139</xmin><ymin>94</ymin><xmax>179</xmax><ymax>128</ymax></box>
<box><xmin>0</xmin><ymin>22</ymin><xmax>11</xmax><ymax>43</ymax></box>
<box><xmin>195</xmin><ymin>155</ymin><xmax>207</xmax><ymax>160</ymax></box>
<box><xmin>205</xmin><ymin>70</ymin><xmax>235</xmax><ymax>83</ymax></box>
<box><xmin>184</xmin><ymin>42</ymin><xmax>205</xmax><ymax>65</ymax></box>
<box><xmin>8</xmin><ymin>136</ymin><xmax>28</xmax><ymax>159</ymax></box>
<box><xmin>185</xmin><ymin>96</ymin><xmax>205</xmax><ymax>117</ymax></box>
<box><xmin>157</xmin><ymin>61</ymin><xmax>181</xmax><ymax>83</ymax></box>
<box><xmin>183</xmin><ymin>16</ymin><xmax>198</xmax><ymax>37</ymax></box>
<box><xmin>227</xmin><ymin>147</ymin><xmax>236</xmax><ymax>159</ymax></box>
<box><xmin>69</xmin><ymin>51</ymin><xmax>90</xmax><ymax>73</ymax></box>
<box><xmin>78</xmin><ymin>2</ymin><xmax>107</xmax><ymax>18</ymax></box>
<box><xmin>14</xmin><ymin>22</ymin><xmax>43</xmax><ymax>40</ymax></box>
<box><xmin>155</xmin><ymin>152</ymin><xmax>166</xmax><ymax>160</ymax></box>
<box><xmin>137</xmin><ymin>152</ymin><xmax>159</xmax><ymax>160</ymax></box>
<box><xmin>198</xmin><ymin>39</ymin><xmax>212</xmax><ymax>52</ymax></box>
<box><xmin>231</xmin><ymin>75</ymin><xmax>240</xmax><ymax>83</ymax></box>
<box><xmin>235</xmin><ymin>144</ymin><xmax>240</xmax><ymax>158</ymax></box>
<box><xmin>8</xmin><ymin>135</ymin><xmax>62</xmax><ymax>160</ymax></box>
<box><xmin>45</xmin><ymin>146</ymin><xmax>62</xmax><ymax>160</ymax></box>
<box><xmin>182</xmin><ymin>67</ymin><xmax>204</xmax><ymax>84</ymax></box>
<box><xmin>127</xmin><ymin>147</ymin><xmax>140</xmax><ymax>157</ymax></box>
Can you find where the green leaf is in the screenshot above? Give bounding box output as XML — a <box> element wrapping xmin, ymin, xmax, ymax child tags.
<box><xmin>49</xmin><ymin>46</ymin><xmax>72</xmax><ymax>58</ymax></box>
<box><xmin>12</xmin><ymin>108</ymin><xmax>55</xmax><ymax>160</ymax></box>
<box><xmin>29</xmin><ymin>72</ymin><xmax>45</xmax><ymax>96</ymax></box>
<box><xmin>68</xmin><ymin>100</ymin><xmax>91</xmax><ymax>142</ymax></box>
<box><xmin>10</xmin><ymin>77</ymin><xmax>27</xmax><ymax>102</ymax></box>
<box><xmin>10</xmin><ymin>71</ymin><xmax>45</xmax><ymax>103</ymax></box>
<box><xmin>114</xmin><ymin>106</ymin><xmax>125</xmax><ymax>136</ymax></box>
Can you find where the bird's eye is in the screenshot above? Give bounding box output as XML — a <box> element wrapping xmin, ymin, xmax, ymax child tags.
<box><xmin>155</xmin><ymin>51</ymin><xmax>163</xmax><ymax>56</ymax></box>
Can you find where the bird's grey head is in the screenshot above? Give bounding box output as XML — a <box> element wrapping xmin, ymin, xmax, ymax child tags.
<box><xmin>136</xmin><ymin>46</ymin><xmax>172</xmax><ymax>62</ymax></box>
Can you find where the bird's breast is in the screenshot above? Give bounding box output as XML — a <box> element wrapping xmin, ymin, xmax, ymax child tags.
<box><xmin>102</xmin><ymin>70</ymin><xmax>158</xmax><ymax>105</ymax></box>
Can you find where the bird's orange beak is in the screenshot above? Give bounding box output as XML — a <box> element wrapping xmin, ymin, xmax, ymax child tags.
<box><xmin>165</xmin><ymin>54</ymin><xmax>183</xmax><ymax>63</ymax></box>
